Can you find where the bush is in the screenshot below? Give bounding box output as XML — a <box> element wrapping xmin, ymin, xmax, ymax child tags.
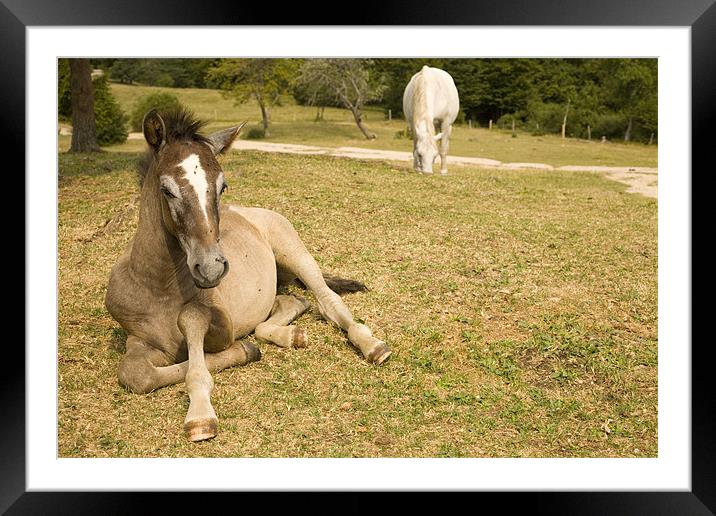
<box><xmin>525</xmin><ymin>102</ymin><xmax>564</xmax><ymax>135</ymax></box>
<box><xmin>92</xmin><ymin>75</ymin><xmax>128</xmax><ymax>146</ymax></box>
<box><xmin>130</xmin><ymin>92</ymin><xmax>183</xmax><ymax>132</ymax></box>
<box><xmin>591</xmin><ymin>112</ymin><xmax>628</xmax><ymax>141</ymax></box>
<box><xmin>243</xmin><ymin>127</ymin><xmax>266</xmax><ymax>140</ymax></box>
<box><xmin>496</xmin><ymin>112</ymin><xmax>526</xmax><ymax>132</ymax></box>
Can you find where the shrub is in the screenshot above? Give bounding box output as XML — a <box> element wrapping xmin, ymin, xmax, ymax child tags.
<box><xmin>129</xmin><ymin>92</ymin><xmax>183</xmax><ymax>132</ymax></box>
<box><xmin>525</xmin><ymin>102</ymin><xmax>564</xmax><ymax>135</ymax></box>
<box><xmin>496</xmin><ymin>112</ymin><xmax>526</xmax><ymax>132</ymax></box>
<box><xmin>243</xmin><ymin>127</ymin><xmax>266</xmax><ymax>140</ymax></box>
<box><xmin>592</xmin><ymin>112</ymin><xmax>628</xmax><ymax>141</ymax></box>
<box><xmin>92</xmin><ymin>75</ymin><xmax>128</xmax><ymax>146</ymax></box>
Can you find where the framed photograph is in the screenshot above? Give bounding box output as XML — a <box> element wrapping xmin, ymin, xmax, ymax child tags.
<box><xmin>9</xmin><ymin>0</ymin><xmax>711</xmax><ymax>513</ymax></box>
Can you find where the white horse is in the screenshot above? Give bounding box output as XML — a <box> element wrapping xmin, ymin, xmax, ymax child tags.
<box><xmin>402</xmin><ymin>65</ymin><xmax>460</xmax><ymax>175</ymax></box>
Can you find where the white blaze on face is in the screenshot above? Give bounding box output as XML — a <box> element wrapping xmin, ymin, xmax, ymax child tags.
<box><xmin>178</xmin><ymin>153</ymin><xmax>209</xmax><ymax>224</ymax></box>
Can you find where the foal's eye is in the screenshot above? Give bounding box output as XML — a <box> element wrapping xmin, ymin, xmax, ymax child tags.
<box><xmin>220</xmin><ymin>183</ymin><xmax>228</xmax><ymax>195</ymax></box>
<box><xmin>160</xmin><ymin>187</ymin><xmax>176</xmax><ymax>199</ymax></box>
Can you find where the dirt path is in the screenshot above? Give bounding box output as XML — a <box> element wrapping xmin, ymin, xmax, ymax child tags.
<box><xmin>231</xmin><ymin>141</ymin><xmax>658</xmax><ymax>198</ymax></box>
<box><xmin>124</xmin><ymin>132</ymin><xmax>658</xmax><ymax>198</ymax></box>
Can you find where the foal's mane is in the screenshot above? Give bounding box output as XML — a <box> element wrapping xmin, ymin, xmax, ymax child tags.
<box><xmin>137</xmin><ymin>108</ymin><xmax>211</xmax><ymax>186</ymax></box>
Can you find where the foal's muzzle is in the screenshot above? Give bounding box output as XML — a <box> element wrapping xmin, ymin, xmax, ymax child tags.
<box><xmin>189</xmin><ymin>248</ymin><xmax>229</xmax><ymax>289</ymax></box>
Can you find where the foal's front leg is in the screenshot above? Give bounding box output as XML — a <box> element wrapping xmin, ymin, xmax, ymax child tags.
<box><xmin>178</xmin><ymin>302</ymin><xmax>217</xmax><ymax>441</ymax></box>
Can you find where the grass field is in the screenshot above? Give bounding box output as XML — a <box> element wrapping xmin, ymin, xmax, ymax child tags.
<box><xmin>59</xmin><ymin>83</ymin><xmax>658</xmax><ymax>168</ymax></box>
<box><xmin>57</xmin><ymin>147</ymin><xmax>657</xmax><ymax>458</ymax></box>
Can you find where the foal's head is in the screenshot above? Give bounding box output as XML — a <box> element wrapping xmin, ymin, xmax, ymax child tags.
<box><xmin>141</xmin><ymin>109</ymin><xmax>245</xmax><ymax>288</ymax></box>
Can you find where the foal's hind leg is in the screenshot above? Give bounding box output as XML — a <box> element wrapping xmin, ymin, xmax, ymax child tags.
<box><xmin>255</xmin><ymin>295</ymin><xmax>311</xmax><ymax>348</ymax></box>
<box><xmin>268</xmin><ymin>215</ymin><xmax>391</xmax><ymax>364</ymax></box>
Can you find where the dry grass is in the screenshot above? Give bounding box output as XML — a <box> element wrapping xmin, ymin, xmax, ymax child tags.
<box><xmin>58</xmin><ymin>148</ymin><xmax>657</xmax><ymax>458</ymax></box>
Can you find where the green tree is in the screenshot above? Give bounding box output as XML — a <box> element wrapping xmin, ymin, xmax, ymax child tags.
<box><xmin>296</xmin><ymin>59</ymin><xmax>386</xmax><ymax>139</ymax></box>
<box><xmin>129</xmin><ymin>92</ymin><xmax>183</xmax><ymax>132</ymax></box>
<box><xmin>586</xmin><ymin>59</ymin><xmax>657</xmax><ymax>141</ymax></box>
<box><xmin>107</xmin><ymin>59</ymin><xmax>216</xmax><ymax>88</ymax></box>
<box><xmin>372</xmin><ymin>58</ymin><xmax>446</xmax><ymax>117</ymax></box>
<box><xmin>58</xmin><ymin>58</ymin><xmax>72</xmax><ymax>121</ymax></box>
<box><xmin>207</xmin><ymin>59</ymin><xmax>300</xmax><ymax>137</ymax></box>
<box><xmin>59</xmin><ymin>61</ymin><xmax>128</xmax><ymax>148</ymax></box>
<box><xmin>371</xmin><ymin>58</ymin><xmax>657</xmax><ymax>142</ymax></box>
<box><xmin>109</xmin><ymin>59</ymin><xmax>144</xmax><ymax>85</ymax></box>
<box><xmin>68</xmin><ymin>58</ymin><xmax>100</xmax><ymax>153</ymax></box>
<box><xmin>92</xmin><ymin>74</ymin><xmax>128</xmax><ymax>145</ymax></box>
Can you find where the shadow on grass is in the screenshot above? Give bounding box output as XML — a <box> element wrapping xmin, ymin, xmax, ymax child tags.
<box><xmin>59</xmin><ymin>151</ymin><xmax>144</xmax><ymax>180</ymax></box>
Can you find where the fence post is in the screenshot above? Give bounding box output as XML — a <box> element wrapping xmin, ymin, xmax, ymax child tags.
<box><xmin>587</xmin><ymin>125</ymin><xmax>591</xmax><ymax>140</ymax></box>
<box><xmin>468</xmin><ymin>119</ymin><xmax>472</xmax><ymax>129</ymax></box>
<box><xmin>388</xmin><ymin>109</ymin><xmax>392</xmax><ymax>121</ymax></box>
<box><xmin>489</xmin><ymin>119</ymin><xmax>493</xmax><ymax>130</ymax></box>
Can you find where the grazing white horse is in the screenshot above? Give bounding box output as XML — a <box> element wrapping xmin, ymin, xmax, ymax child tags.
<box><xmin>402</xmin><ymin>65</ymin><xmax>460</xmax><ymax>175</ymax></box>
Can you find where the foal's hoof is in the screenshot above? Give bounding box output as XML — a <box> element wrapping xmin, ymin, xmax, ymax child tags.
<box><xmin>241</xmin><ymin>341</ymin><xmax>261</xmax><ymax>364</ymax></box>
<box><xmin>367</xmin><ymin>342</ymin><xmax>392</xmax><ymax>365</ymax></box>
<box><xmin>291</xmin><ymin>327</ymin><xmax>308</xmax><ymax>349</ymax></box>
<box><xmin>184</xmin><ymin>418</ymin><xmax>218</xmax><ymax>442</ymax></box>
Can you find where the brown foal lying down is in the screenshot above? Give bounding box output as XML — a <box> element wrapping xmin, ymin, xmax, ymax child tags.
<box><xmin>105</xmin><ymin>109</ymin><xmax>391</xmax><ymax>441</ymax></box>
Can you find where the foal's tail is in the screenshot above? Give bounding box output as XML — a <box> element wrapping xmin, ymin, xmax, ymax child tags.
<box><xmin>323</xmin><ymin>274</ymin><xmax>368</xmax><ymax>294</ymax></box>
<box><xmin>295</xmin><ymin>273</ymin><xmax>368</xmax><ymax>295</ymax></box>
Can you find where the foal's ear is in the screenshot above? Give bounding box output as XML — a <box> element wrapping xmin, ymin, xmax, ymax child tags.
<box><xmin>143</xmin><ymin>110</ymin><xmax>166</xmax><ymax>152</ymax></box>
<box><xmin>207</xmin><ymin>121</ymin><xmax>247</xmax><ymax>156</ymax></box>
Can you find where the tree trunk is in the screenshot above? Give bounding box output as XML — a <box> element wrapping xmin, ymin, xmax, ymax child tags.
<box><xmin>624</xmin><ymin>116</ymin><xmax>633</xmax><ymax>142</ymax></box>
<box><xmin>68</xmin><ymin>59</ymin><xmax>100</xmax><ymax>153</ymax></box>
<box><xmin>587</xmin><ymin>125</ymin><xmax>592</xmax><ymax>140</ymax></box>
<box><xmin>315</xmin><ymin>106</ymin><xmax>325</xmax><ymax>122</ymax></box>
<box><xmin>259</xmin><ymin>101</ymin><xmax>271</xmax><ymax>137</ymax></box>
<box><xmin>351</xmin><ymin>107</ymin><xmax>376</xmax><ymax>139</ymax></box>
<box><xmin>561</xmin><ymin>98</ymin><xmax>571</xmax><ymax>139</ymax></box>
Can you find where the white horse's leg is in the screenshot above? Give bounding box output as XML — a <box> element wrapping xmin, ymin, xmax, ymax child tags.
<box><xmin>255</xmin><ymin>294</ymin><xmax>311</xmax><ymax>348</ymax></box>
<box><xmin>439</xmin><ymin>123</ymin><xmax>452</xmax><ymax>175</ymax></box>
<box><xmin>178</xmin><ymin>303</ymin><xmax>218</xmax><ymax>441</ymax></box>
<box><xmin>267</xmin><ymin>215</ymin><xmax>391</xmax><ymax>364</ymax></box>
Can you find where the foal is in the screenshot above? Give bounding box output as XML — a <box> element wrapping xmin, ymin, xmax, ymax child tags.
<box><xmin>105</xmin><ymin>109</ymin><xmax>391</xmax><ymax>441</ymax></box>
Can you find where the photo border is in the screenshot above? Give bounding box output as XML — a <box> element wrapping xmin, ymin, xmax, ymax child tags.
<box><xmin>8</xmin><ymin>0</ymin><xmax>711</xmax><ymax>513</ymax></box>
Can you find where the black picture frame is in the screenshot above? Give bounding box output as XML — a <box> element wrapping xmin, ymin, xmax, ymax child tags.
<box><xmin>7</xmin><ymin>1</ymin><xmax>712</xmax><ymax>514</ymax></box>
